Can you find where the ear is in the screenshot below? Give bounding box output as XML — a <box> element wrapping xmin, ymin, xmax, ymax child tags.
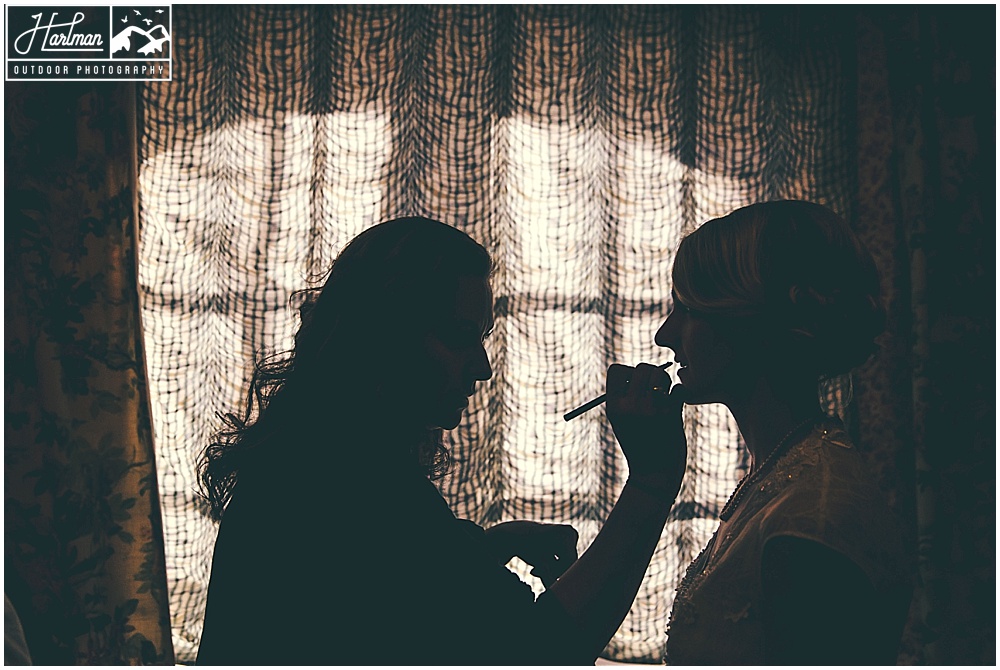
<box><xmin>788</xmin><ymin>285</ymin><xmax>801</xmax><ymax>305</ymax></box>
<box><xmin>789</xmin><ymin>283</ymin><xmax>833</xmax><ymax>307</ymax></box>
<box><xmin>787</xmin><ymin>284</ymin><xmax>820</xmax><ymax>340</ymax></box>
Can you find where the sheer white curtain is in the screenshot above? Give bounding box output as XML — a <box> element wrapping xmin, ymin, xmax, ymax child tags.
<box><xmin>139</xmin><ymin>5</ymin><xmax>852</xmax><ymax>661</ymax></box>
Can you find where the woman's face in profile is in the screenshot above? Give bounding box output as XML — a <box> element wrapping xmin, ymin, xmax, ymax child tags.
<box><xmin>410</xmin><ymin>275</ymin><xmax>494</xmax><ymax>430</ymax></box>
<box><xmin>654</xmin><ymin>291</ymin><xmax>748</xmax><ymax>404</ymax></box>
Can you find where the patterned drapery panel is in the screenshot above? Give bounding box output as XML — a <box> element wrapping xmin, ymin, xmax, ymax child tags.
<box><xmin>140</xmin><ymin>6</ymin><xmax>854</xmax><ymax>662</ymax></box>
<box><xmin>853</xmin><ymin>9</ymin><xmax>994</xmax><ymax>665</ymax></box>
<box><xmin>5</xmin><ymin>83</ymin><xmax>174</xmax><ymax>665</ymax></box>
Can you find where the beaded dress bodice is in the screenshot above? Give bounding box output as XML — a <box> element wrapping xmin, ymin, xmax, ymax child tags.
<box><xmin>664</xmin><ymin>419</ymin><xmax>908</xmax><ymax>665</ymax></box>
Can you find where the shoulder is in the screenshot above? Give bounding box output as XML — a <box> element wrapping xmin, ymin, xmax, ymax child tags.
<box><xmin>759</xmin><ymin>421</ymin><xmax>909</xmax><ymax>588</ymax></box>
<box><xmin>759</xmin><ymin>535</ymin><xmax>905</xmax><ymax>665</ymax></box>
<box><xmin>766</xmin><ymin>420</ymin><xmax>887</xmax><ymax>522</ymax></box>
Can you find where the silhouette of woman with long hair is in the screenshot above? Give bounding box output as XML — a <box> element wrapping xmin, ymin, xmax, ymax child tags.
<box><xmin>196</xmin><ymin>217</ymin><xmax>687</xmax><ymax>665</ymax></box>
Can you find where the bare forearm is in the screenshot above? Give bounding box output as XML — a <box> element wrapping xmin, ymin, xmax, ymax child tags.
<box><xmin>547</xmin><ymin>361</ymin><xmax>685</xmax><ymax>657</ymax></box>
<box><xmin>547</xmin><ymin>477</ymin><xmax>676</xmax><ymax>657</ymax></box>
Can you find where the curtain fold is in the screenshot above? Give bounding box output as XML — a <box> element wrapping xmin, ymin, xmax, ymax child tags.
<box><xmin>141</xmin><ymin>7</ymin><xmax>855</xmax><ymax>662</ymax></box>
<box><xmin>5</xmin><ymin>82</ymin><xmax>174</xmax><ymax>664</ymax></box>
<box><xmin>854</xmin><ymin>9</ymin><xmax>994</xmax><ymax>665</ymax></box>
<box><xmin>5</xmin><ymin>6</ymin><xmax>988</xmax><ymax>667</ymax></box>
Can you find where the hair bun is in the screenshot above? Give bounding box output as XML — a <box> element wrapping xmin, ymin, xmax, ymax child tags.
<box><xmin>787</xmin><ymin>282</ymin><xmax>884</xmax><ymax>376</ymax></box>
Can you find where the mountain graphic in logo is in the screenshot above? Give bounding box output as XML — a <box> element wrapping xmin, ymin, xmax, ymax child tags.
<box><xmin>110</xmin><ymin>7</ymin><xmax>170</xmax><ymax>58</ymax></box>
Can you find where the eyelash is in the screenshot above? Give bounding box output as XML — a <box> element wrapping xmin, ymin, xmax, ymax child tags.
<box><xmin>444</xmin><ymin>326</ymin><xmax>492</xmax><ymax>348</ymax></box>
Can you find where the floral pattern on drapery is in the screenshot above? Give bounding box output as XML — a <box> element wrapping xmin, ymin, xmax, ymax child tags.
<box><xmin>5</xmin><ymin>82</ymin><xmax>174</xmax><ymax>665</ymax></box>
<box><xmin>853</xmin><ymin>8</ymin><xmax>993</xmax><ymax>665</ymax></box>
<box><xmin>2</xmin><ymin>7</ymin><xmax>990</xmax><ymax>666</ymax></box>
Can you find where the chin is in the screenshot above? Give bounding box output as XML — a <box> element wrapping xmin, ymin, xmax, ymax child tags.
<box><xmin>676</xmin><ymin>369</ymin><xmax>731</xmax><ymax>405</ymax></box>
<box><xmin>674</xmin><ymin>380</ymin><xmax>723</xmax><ymax>406</ymax></box>
<box><xmin>431</xmin><ymin>409</ymin><xmax>465</xmax><ymax>431</ymax></box>
<box><xmin>676</xmin><ymin>389</ymin><xmax>719</xmax><ymax>405</ymax></box>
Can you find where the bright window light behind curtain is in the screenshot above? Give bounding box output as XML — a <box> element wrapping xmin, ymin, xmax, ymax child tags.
<box><xmin>138</xmin><ymin>6</ymin><xmax>851</xmax><ymax>662</ymax></box>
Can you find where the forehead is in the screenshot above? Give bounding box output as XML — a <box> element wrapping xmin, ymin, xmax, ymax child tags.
<box><xmin>450</xmin><ymin>276</ymin><xmax>493</xmax><ymax>324</ymax></box>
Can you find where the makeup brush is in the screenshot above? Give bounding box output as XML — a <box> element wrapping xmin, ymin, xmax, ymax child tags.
<box><xmin>563</xmin><ymin>362</ymin><xmax>674</xmax><ymax>422</ymax></box>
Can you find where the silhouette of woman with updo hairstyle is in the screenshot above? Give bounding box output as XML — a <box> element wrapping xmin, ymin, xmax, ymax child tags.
<box><xmin>196</xmin><ymin>216</ymin><xmax>689</xmax><ymax>665</ymax></box>
<box><xmin>609</xmin><ymin>201</ymin><xmax>911</xmax><ymax>664</ymax></box>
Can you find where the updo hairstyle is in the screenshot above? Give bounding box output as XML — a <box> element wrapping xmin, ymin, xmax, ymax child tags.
<box><xmin>671</xmin><ymin>200</ymin><xmax>884</xmax><ymax>377</ymax></box>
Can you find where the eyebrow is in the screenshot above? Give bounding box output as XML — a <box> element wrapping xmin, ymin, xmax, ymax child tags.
<box><xmin>670</xmin><ymin>290</ymin><xmax>695</xmax><ymax>314</ymax></box>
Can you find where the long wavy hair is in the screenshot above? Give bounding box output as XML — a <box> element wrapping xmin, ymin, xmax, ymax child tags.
<box><xmin>672</xmin><ymin>200</ymin><xmax>884</xmax><ymax>377</ymax></box>
<box><xmin>199</xmin><ymin>217</ymin><xmax>493</xmax><ymax>521</ymax></box>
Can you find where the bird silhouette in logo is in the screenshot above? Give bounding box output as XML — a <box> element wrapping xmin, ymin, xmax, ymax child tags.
<box><xmin>111</xmin><ymin>9</ymin><xmax>171</xmax><ymax>56</ymax></box>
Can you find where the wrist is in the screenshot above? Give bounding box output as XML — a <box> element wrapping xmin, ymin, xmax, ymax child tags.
<box><xmin>626</xmin><ymin>473</ymin><xmax>679</xmax><ymax>505</ymax></box>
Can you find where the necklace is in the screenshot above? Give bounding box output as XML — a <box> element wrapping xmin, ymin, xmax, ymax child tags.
<box><xmin>718</xmin><ymin>415</ymin><xmax>822</xmax><ymax>521</ymax></box>
<box><xmin>666</xmin><ymin>414</ymin><xmax>824</xmax><ymax>660</ymax></box>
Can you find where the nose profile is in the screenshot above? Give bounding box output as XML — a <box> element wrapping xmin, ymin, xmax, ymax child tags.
<box><xmin>654</xmin><ymin>314</ymin><xmax>674</xmax><ymax>348</ymax></box>
<box><xmin>474</xmin><ymin>343</ymin><xmax>493</xmax><ymax>381</ymax></box>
